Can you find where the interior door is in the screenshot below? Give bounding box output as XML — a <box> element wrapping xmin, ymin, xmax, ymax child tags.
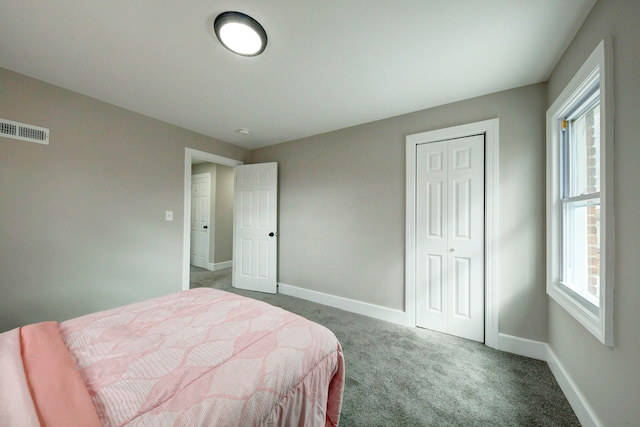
<box><xmin>233</xmin><ymin>163</ymin><xmax>278</xmax><ymax>293</ymax></box>
<box><xmin>190</xmin><ymin>173</ymin><xmax>210</xmax><ymax>268</ymax></box>
<box><xmin>416</xmin><ymin>135</ymin><xmax>485</xmax><ymax>342</ymax></box>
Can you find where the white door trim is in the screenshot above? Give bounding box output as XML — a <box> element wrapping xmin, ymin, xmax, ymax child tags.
<box><xmin>406</xmin><ymin>119</ymin><xmax>499</xmax><ymax>349</ymax></box>
<box><xmin>182</xmin><ymin>148</ymin><xmax>243</xmax><ymax>291</ymax></box>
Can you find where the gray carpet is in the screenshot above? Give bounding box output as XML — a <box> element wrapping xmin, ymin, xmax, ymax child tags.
<box><xmin>190</xmin><ymin>266</ymin><xmax>580</xmax><ymax>426</ymax></box>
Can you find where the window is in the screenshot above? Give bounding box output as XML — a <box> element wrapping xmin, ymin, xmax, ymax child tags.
<box><xmin>562</xmin><ymin>91</ymin><xmax>600</xmax><ymax>308</ymax></box>
<box><xmin>547</xmin><ymin>39</ymin><xmax>614</xmax><ymax>346</ymax></box>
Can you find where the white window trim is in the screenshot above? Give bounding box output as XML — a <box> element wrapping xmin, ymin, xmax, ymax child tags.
<box><xmin>546</xmin><ymin>39</ymin><xmax>615</xmax><ymax>346</ymax></box>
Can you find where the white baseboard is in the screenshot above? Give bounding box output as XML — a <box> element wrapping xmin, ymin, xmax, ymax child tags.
<box><xmin>277</xmin><ymin>282</ymin><xmax>410</xmax><ymax>326</ymax></box>
<box><xmin>546</xmin><ymin>347</ymin><xmax>602</xmax><ymax>427</ymax></box>
<box><xmin>497</xmin><ymin>333</ymin><xmax>548</xmax><ymax>361</ymax></box>
<box><xmin>207</xmin><ymin>261</ymin><xmax>232</xmax><ymax>271</ymax></box>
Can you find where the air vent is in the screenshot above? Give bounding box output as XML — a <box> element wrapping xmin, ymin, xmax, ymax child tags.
<box><xmin>0</xmin><ymin>118</ymin><xmax>49</xmax><ymax>145</ymax></box>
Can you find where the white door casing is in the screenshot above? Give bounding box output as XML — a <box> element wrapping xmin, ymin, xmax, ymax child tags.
<box><xmin>406</xmin><ymin>119</ymin><xmax>499</xmax><ymax>349</ymax></box>
<box><xmin>190</xmin><ymin>173</ymin><xmax>210</xmax><ymax>268</ymax></box>
<box><xmin>416</xmin><ymin>135</ymin><xmax>485</xmax><ymax>342</ymax></box>
<box><xmin>233</xmin><ymin>163</ymin><xmax>278</xmax><ymax>293</ymax></box>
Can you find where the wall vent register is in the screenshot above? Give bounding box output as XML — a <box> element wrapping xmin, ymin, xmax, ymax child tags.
<box><xmin>0</xmin><ymin>118</ymin><xmax>49</xmax><ymax>145</ymax></box>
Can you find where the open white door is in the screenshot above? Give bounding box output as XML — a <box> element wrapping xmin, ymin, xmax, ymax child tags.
<box><xmin>233</xmin><ymin>163</ymin><xmax>278</xmax><ymax>293</ymax></box>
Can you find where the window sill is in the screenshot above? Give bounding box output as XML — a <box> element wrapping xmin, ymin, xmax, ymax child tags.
<box><xmin>548</xmin><ymin>281</ymin><xmax>613</xmax><ymax>346</ymax></box>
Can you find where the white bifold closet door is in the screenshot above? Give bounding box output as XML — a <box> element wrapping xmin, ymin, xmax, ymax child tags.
<box><xmin>416</xmin><ymin>135</ymin><xmax>485</xmax><ymax>343</ymax></box>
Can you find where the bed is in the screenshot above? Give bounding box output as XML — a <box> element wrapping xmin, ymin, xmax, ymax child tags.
<box><xmin>0</xmin><ymin>287</ymin><xmax>345</xmax><ymax>426</ymax></box>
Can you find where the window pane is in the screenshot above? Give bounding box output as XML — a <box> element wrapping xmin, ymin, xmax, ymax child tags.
<box><xmin>563</xmin><ymin>199</ymin><xmax>600</xmax><ymax>306</ymax></box>
<box><xmin>568</xmin><ymin>103</ymin><xmax>600</xmax><ymax>197</ymax></box>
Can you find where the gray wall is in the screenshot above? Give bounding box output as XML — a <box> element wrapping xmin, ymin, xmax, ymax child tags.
<box><xmin>191</xmin><ymin>162</ymin><xmax>234</xmax><ymax>265</ymax></box>
<box><xmin>214</xmin><ymin>164</ymin><xmax>234</xmax><ymax>263</ymax></box>
<box><xmin>250</xmin><ymin>83</ymin><xmax>549</xmax><ymax>342</ymax></box>
<box><xmin>546</xmin><ymin>0</ymin><xmax>640</xmax><ymax>424</ymax></box>
<box><xmin>0</xmin><ymin>68</ymin><xmax>247</xmax><ymax>333</ymax></box>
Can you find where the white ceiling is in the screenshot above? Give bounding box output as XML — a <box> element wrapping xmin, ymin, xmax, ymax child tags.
<box><xmin>0</xmin><ymin>0</ymin><xmax>596</xmax><ymax>150</ymax></box>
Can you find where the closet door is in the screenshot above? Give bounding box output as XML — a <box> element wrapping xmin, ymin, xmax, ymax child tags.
<box><xmin>416</xmin><ymin>135</ymin><xmax>485</xmax><ymax>342</ymax></box>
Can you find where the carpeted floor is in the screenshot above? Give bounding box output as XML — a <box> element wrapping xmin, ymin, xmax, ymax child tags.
<box><xmin>190</xmin><ymin>266</ymin><xmax>581</xmax><ymax>426</ymax></box>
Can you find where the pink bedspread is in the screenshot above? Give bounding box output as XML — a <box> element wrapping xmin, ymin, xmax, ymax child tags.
<box><xmin>0</xmin><ymin>288</ymin><xmax>345</xmax><ymax>426</ymax></box>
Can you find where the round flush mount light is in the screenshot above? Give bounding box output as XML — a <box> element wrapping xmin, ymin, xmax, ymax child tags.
<box><xmin>214</xmin><ymin>11</ymin><xmax>267</xmax><ymax>56</ymax></box>
<box><xmin>236</xmin><ymin>128</ymin><xmax>252</xmax><ymax>136</ymax></box>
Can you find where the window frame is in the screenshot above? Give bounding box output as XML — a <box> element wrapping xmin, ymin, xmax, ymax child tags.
<box><xmin>546</xmin><ymin>39</ymin><xmax>614</xmax><ymax>346</ymax></box>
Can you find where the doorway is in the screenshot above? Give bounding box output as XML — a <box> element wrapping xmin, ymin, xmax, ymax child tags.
<box><xmin>182</xmin><ymin>148</ymin><xmax>242</xmax><ymax>291</ymax></box>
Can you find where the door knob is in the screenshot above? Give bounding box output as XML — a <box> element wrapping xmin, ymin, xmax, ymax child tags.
<box><xmin>203</xmin><ymin>225</ymin><xmax>208</xmax><ymax>229</ymax></box>
<box><xmin>450</xmin><ymin>247</ymin><xmax>456</xmax><ymax>252</ymax></box>
<box><xmin>269</xmin><ymin>232</ymin><xmax>278</xmax><ymax>237</ymax></box>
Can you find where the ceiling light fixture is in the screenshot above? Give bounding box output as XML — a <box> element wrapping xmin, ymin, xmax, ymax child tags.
<box><xmin>236</xmin><ymin>128</ymin><xmax>252</xmax><ymax>136</ymax></box>
<box><xmin>214</xmin><ymin>11</ymin><xmax>267</xmax><ymax>57</ymax></box>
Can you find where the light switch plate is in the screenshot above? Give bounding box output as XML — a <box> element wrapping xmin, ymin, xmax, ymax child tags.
<box><xmin>165</xmin><ymin>211</ymin><xmax>173</xmax><ymax>221</ymax></box>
